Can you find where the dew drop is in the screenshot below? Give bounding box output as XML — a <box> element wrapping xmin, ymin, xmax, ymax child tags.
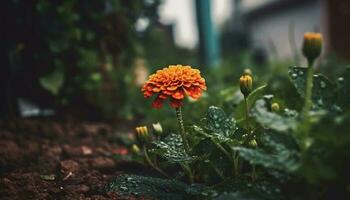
<box><xmin>201</xmin><ymin>192</ymin><xmax>208</xmax><ymax>196</ymax></box>
<box><xmin>338</xmin><ymin>77</ymin><xmax>344</xmax><ymax>82</ymax></box>
<box><xmin>291</xmin><ymin>73</ymin><xmax>297</xmax><ymax>79</ymax></box>
<box><xmin>320</xmin><ymin>81</ymin><xmax>326</xmax><ymax>88</ymax></box>
<box><xmin>298</xmin><ymin>71</ymin><xmax>304</xmax><ymax>75</ymax></box>
<box><xmin>119</xmin><ymin>186</ymin><xmax>128</xmax><ymax>191</ymax></box>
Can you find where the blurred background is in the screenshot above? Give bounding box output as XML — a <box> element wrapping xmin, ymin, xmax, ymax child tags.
<box><xmin>1</xmin><ymin>0</ymin><xmax>350</xmax><ymax>129</ymax></box>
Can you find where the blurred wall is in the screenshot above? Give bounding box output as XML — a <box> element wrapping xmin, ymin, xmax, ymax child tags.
<box><xmin>244</xmin><ymin>0</ymin><xmax>325</xmax><ymax>61</ymax></box>
<box><xmin>328</xmin><ymin>0</ymin><xmax>350</xmax><ymax>60</ymax></box>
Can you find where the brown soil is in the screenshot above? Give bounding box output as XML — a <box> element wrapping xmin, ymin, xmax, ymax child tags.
<box><xmin>0</xmin><ymin>118</ymin><xmax>146</xmax><ymax>200</ymax></box>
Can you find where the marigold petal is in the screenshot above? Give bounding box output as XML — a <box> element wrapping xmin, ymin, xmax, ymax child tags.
<box><xmin>184</xmin><ymin>86</ymin><xmax>202</xmax><ymax>99</ymax></box>
<box><xmin>152</xmin><ymin>97</ymin><xmax>163</xmax><ymax>109</ymax></box>
<box><xmin>143</xmin><ymin>91</ymin><xmax>153</xmax><ymax>98</ymax></box>
<box><xmin>152</xmin><ymin>87</ymin><xmax>161</xmax><ymax>92</ymax></box>
<box><xmin>159</xmin><ymin>93</ymin><xmax>168</xmax><ymax>99</ymax></box>
<box><xmin>170</xmin><ymin>98</ymin><xmax>183</xmax><ymax>108</ymax></box>
<box><xmin>172</xmin><ymin>89</ymin><xmax>185</xmax><ymax>100</ymax></box>
<box><xmin>167</xmin><ymin>85</ymin><xmax>178</xmax><ymax>91</ymax></box>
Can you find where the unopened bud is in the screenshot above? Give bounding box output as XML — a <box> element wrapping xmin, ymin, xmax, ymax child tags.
<box><xmin>248</xmin><ymin>139</ymin><xmax>258</xmax><ymax>148</ymax></box>
<box><xmin>302</xmin><ymin>32</ymin><xmax>322</xmax><ymax>64</ymax></box>
<box><xmin>135</xmin><ymin>126</ymin><xmax>149</xmax><ymax>144</ymax></box>
<box><xmin>271</xmin><ymin>102</ymin><xmax>280</xmax><ymax>112</ymax></box>
<box><xmin>152</xmin><ymin>122</ymin><xmax>163</xmax><ymax>136</ymax></box>
<box><xmin>240</xmin><ymin>74</ymin><xmax>253</xmax><ymax>97</ymax></box>
<box><xmin>244</xmin><ymin>68</ymin><xmax>252</xmax><ymax>76</ymax></box>
<box><xmin>131</xmin><ymin>144</ymin><xmax>140</xmax><ymax>154</ymax></box>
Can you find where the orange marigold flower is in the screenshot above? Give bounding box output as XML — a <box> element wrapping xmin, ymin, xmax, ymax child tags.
<box><xmin>142</xmin><ymin>65</ymin><xmax>207</xmax><ymax>109</ymax></box>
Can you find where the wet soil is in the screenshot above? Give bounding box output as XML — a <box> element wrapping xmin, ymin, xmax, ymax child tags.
<box><xmin>0</xmin><ymin>118</ymin><xmax>147</xmax><ymax>200</ymax></box>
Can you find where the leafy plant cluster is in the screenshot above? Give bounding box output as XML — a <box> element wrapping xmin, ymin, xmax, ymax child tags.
<box><xmin>3</xmin><ymin>0</ymin><xmax>162</xmax><ymax>119</ymax></box>
<box><xmin>106</xmin><ymin>59</ymin><xmax>350</xmax><ymax>198</ymax></box>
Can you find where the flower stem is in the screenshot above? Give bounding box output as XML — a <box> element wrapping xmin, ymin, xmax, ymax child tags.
<box><xmin>244</xmin><ymin>97</ymin><xmax>256</xmax><ymax>181</ymax></box>
<box><xmin>244</xmin><ymin>98</ymin><xmax>250</xmax><ymax>134</ymax></box>
<box><xmin>143</xmin><ymin>145</ymin><xmax>169</xmax><ymax>178</ymax></box>
<box><xmin>180</xmin><ymin>163</ymin><xmax>194</xmax><ymax>184</ymax></box>
<box><xmin>303</xmin><ymin>59</ymin><xmax>314</xmax><ymax>117</ymax></box>
<box><xmin>233</xmin><ymin>151</ymin><xmax>240</xmax><ymax>177</ymax></box>
<box><xmin>212</xmin><ymin>140</ymin><xmax>236</xmax><ymax>176</ymax></box>
<box><xmin>251</xmin><ymin>164</ymin><xmax>256</xmax><ymax>181</ymax></box>
<box><xmin>175</xmin><ymin>107</ymin><xmax>190</xmax><ymax>153</ymax></box>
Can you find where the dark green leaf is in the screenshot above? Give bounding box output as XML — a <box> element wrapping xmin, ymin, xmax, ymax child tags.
<box><xmin>105</xmin><ymin>174</ymin><xmax>187</xmax><ymax>200</ymax></box>
<box><xmin>336</xmin><ymin>67</ymin><xmax>350</xmax><ymax>110</ymax></box>
<box><xmin>152</xmin><ymin>134</ymin><xmax>195</xmax><ymax>163</ymax></box>
<box><xmin>205</xmin><ymin>106</ymin><xmax>237</xmax><ymax>138</ymax></box>
<box><xmin>214</xmin><ymin>178</ymin><xmax>284</xmax><ymax>200</ymax></box>
<box><xmin>288</xmin><ymin>66</ymin><xmax>336</xmax><ymax>108</ymax></box>
<box><xmin>252</xmin><ymin>99</ymin><xmax>297</xmax><ymax>132</ymax></box>
<box><xmin>192</xmin><ymin>125</ymin><xmax>241</xmax><ymax>145</ymax></box>
<box><xmin>39</xmin><ymin>67</ymin><xmax>64</xmax><ymax>95</ymax></box>
<box><xmin>234</xmin><ymin>133</ymin><xmax>300</xmax><ymax>172</ymax></box>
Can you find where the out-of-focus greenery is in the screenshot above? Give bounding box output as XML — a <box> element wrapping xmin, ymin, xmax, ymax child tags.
<box><xmin>4</xmin><ymin>0</ymin><xmax>165</xmax><ymax>119</ymax></box>
<box><xmin>4</xmin><ymin>0</ymin><xmax>201</xmax><ymax>120</ymax></box>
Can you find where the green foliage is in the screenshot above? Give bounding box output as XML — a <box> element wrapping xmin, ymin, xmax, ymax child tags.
<box><xmin>152</xmin><ymin>134</ymin><xmax>195</xmax><ymax>163</ymax></box>
<box><xmin>105</xmin><ymin>174</ymin><xmax>188</xmax><ymax>200</ymax></box>
<box><xmin>288</xmin><ymin>66</ymin><xmax>336</xmax><ymax>108</ymax></box>
<box><xmin>336</xmin><ymin>67</ymin><xmax>350</xmax><ymax>110</ymax></box>
<box><xmin>214</xmin><ymin>178</ymin><xmax>284</xmax><ymax>200</ymax></box>
<box><xmin>252</xmin><ymin>98</ymin><xmax>297</xmax><ymax>132</ymax></box>
<box><xmin>4</xmin><ymin>0</ymin><xmax>161</xmax><ymax>119</ymax></box>
<box><xmin>234</xmin><ymin>133</ymin><xmax>300</xmax><ymax>172</ymax></box>
<box><xmin>205</xmin><ymin>106</ymin><xmax>237</xmax><ymax>137</ymax></box>
<box><xmin>39</xmin><ymin>67</ymin><xmax>64</xmax><ymax>96</ymax></box>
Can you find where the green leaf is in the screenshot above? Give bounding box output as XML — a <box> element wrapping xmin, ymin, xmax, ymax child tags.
<box><xmin>39</xmin><ymin>174</ymin><xmax>55</xmax><ymax>181</ymax></box>
<box><xmin>336</xmin><ymin>67</ymin><xmax>350</xmax><ymax>110</ymax></box>
<box><xmin>288</xmin><ymin>66</ymin><xmax>336</xmax><ymax>108</ymax></box>
<box><xmin>105</xmin><ymin>174</ymin><xmax>187</xmax><ymax>200</ymax></box>
<box><xmin>192</xmin><ymin>125</ymin><xmax>241</xmax><ymax>145</ymax></box>
<box><xmin>234</xmin><ymin>133</ymin><xmax>300</xmax><ymax>172</ymax></box>
<box><xmin>214</xmin><ymin>178</ymin><xmax>284</xmax><ymax>200</ymax></box>
<box><xmin>205</xmin><ymin>106</ymin><xmax>237</xmax><ymax>138</ymax></box>
<box><xmin>105</xmin><ymin>174</ymin><xmax>217</xmax><ymax>200</ymax></box>
<box><xmin>252</xmin><ymin>98</ymin><xmax>297</xmax><ymax>132</ymax></box>
<box><xmin>39</xmin><ymin>67</ymin><xmax>64</xmax><ymax>95</ymax></box>
<box><xmin>152</xmin><ymin>134</ymin><xmax>195</xmax><ymax>163</ymax></box>
<box><xmin>235</xmin><ymin>85</ymin><xmax>267</xmax><ymax>121</ymax></box>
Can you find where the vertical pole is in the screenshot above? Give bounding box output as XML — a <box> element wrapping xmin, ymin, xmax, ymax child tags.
<box><xmin>195</xmin><ymin>0</ymin><xmax>220</xmax><ymax>68</ymax></box>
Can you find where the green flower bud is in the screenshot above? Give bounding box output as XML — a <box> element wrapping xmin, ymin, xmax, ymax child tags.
<box><xmin>271</xmin><ymin>102</ymin><xmax>280</xmax><ymax>112</ymax></box>
<box><xmin>302</xmin><ymin>32</ymin><xmax>323</xmax><ymax>64</ymax></box>
<box><xmin>152</xmin><ymin>122</ymin><xmax>163</xmax><ymax>136</ymax></box>
<box><xmin>240</xmin><ymin>74</ymin><xmax>253</xmax><ymax>97</ymax></box>
<box><xmin>135</xmin><ymin>126</ymin><xmax>149</xmax><ymax>144</ymax></box>
<box><xmin>248</xmin><ymin>139</ymin><xmax>258</xmax><ymax>148</ymax></box>
<box><xmin>131</xmin><ymin>144</ymin><xmax>140</xmax><ymax>154</ymax></box>
<box><xmin>244</xmin><ymin>68</ymin><xmax>252</xmax><ymax>76</ymax></box>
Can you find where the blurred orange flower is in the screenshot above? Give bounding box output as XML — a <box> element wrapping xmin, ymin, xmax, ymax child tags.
<box><xmin>142</xmin><ymin>65</ymin><xmax>207</xmax><ymax>109</ymax></box>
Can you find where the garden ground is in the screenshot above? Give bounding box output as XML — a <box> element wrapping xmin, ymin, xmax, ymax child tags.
<box><xmin>0</xmin><ymin>118</ymin><xmax>149</xmax><ymax>200</ymax></box>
